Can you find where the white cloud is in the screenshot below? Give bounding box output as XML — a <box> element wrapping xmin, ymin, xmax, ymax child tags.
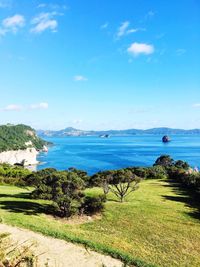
<box><xmin>73</xmin><ymin>75</ymin><xmax>88</xmax><ymax>81</ymax></box>
<box><xmin>117</xmin><ymin>21</ymin><xmax>129</xmax><ymax>37</ymax></box>
<box><xmin>193</xmin><ymin>103</ymin><xmax>200</xmax><ymax>108</ymax></box>
<box><xmin>30</xmin><ymin>102</ymin><xmax>49</xmax><ymax>110</ymax></box>
<box><xmin>2</xmin><ymin>14</ymin><xmax>25</xmax><ymax>33</ymax></box>
<box><xmin>116</xmin><ymin>21</ymin><xmax>140</xmax><ymax>38</ymax></box>
<box><xmin>127</xmin><ymin>42</ymin><xmax>154</xmax><ymax>56</ymax></box>
<box><xmin>2</xmin><ymin>104</ymin><xmax>22</xmax><ymax>111</ymax></box>
<box><xmin>31</xmin><ymin>12</ymin><xmax>58</xmax><ymax>33</ymax></box>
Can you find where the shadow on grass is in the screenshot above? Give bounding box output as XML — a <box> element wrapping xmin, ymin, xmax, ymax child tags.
<box><xmin>0</xmin><ymin>191</ymin><xmax>53</xmax><ymax>216</ymax></box>
<box><xmin>162</xmin><ymin>180</ymin><xmax>200</xmax><ymax>220</ymax></box>
<box><xmin>0</xmin><ymin>192</ymin><xmax>31</xmax><ymax>199</ymax></box>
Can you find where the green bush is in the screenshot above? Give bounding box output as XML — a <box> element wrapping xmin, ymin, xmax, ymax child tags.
<box><xmin>146</xmin><ymin>166</ymin><xmax>168</xmax><ymax>179</ymax></box>
<box><xmin>81</xmin><ymin>194</ymin><xmax>106</xmax><ymax>215</ymax></box>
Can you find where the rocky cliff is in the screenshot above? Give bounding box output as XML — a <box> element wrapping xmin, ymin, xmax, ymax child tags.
<box><xmin>0</xmin><ymin>148</ymin><xmax>39</xmax><ymax>166</ymax></box>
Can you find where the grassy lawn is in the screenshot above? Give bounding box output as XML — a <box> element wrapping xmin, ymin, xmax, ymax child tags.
<box><xmin>0</xmin><ymin>179</ymin><xmax>199</xmax><ymax>267</ymax></box>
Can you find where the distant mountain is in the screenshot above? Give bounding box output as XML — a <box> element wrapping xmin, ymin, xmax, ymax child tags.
<box><xmin>37</xmin><ymin>127</ymin><xmax>200</xmax><ymax>137</ymax></box>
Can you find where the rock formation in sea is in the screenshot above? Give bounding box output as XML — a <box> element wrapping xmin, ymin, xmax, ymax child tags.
<box><xmin>162</xmin><ymin>135</ymin><xmax>170</xmax><ymax>143</ymax></box>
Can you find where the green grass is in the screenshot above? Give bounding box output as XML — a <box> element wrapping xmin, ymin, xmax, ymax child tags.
<box><xmin>0</xmin><ymin>179</ymin><xmax>199</xmax><ymax>267</ymax></box>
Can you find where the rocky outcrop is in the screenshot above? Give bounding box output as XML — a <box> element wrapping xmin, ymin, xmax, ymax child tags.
<box><xmin>162</xmin><ymin>135</ymin><xmax>170</xmax><ymax>143</ymax></box>
<box><xmin>0</xmin><ymin>148</ymin><xmax>39</xmax><ymax>166</ymax></box>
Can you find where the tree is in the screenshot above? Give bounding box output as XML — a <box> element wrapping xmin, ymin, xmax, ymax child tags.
<box><xmin>90</xmin><ymin>170</ymin><xmax>113</xmax><ymax>195</ymax></box>
<box><xmin>109</xmin><ymin>169</ymin><xmax>140</xmax><ymax>202</ymax></box>
<box><xmin>32</xmin><ymin>170</ymin><xmax>85</xmax><ymax>217</ymax></box>
<box><xmin>174</xmin><ymin>160</ymin><xmax>190</xmax><ymax>170</ymax></box>
<box><xmin>154</xmin><ymin>155</ymin><xmax>174</xmax><ymax>168</ymax></box>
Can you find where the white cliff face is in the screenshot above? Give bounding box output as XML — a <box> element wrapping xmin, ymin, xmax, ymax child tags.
<box><xmin>0</xmin><ymin>148</ymin><xmax>39</xmax><ymax>166</ymax></box>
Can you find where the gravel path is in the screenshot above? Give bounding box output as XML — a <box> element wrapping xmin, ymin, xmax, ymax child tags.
<box><xmin>0</xmin><ymin>223</ymin><xmax>123</xmax><ymax>267</ymax></box>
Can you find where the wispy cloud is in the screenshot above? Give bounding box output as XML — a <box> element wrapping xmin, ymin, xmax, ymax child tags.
<box><xmin>73</xmin><ymin>75</ymin><xmax>88</xmax><ymax>82</ymax></box>
<box><xmin>37</xmin><ymin>3</ymin><xmax>68</xmax><ymax>10</ymax></box>
<box><xmin>127</xmin><ymin>42</ymin><xmax>154</xmax><ymax>56</ymax></box>
<box><xmin>192</xmin><ymin>103</ymin><xmax>200</xmax><ymax>108</ymax></box>
<box><xmin>117</xmin><ymin>21</ymin><xmax>129</xmax><ymax>37</ymax></box>
<box><xmin>1</xmin><ymin>102</ymin><xmax>49</xmax><ymax>111</ymax></box>
<box><xmin>30</xmin><ymin>102</ymin><xmax>49</xmax><ymax>110</ymax></box>
<box><xmin>1</xmin><ymin>14</ymin><xmax>25</xmax><ymax>35</ymax></box>
<box><xmin>2</xmin><ymin>104</ymin><xmax>22</xmax><ymax>111</ymax></box>
<box><xmin>116</xmin><ymin>21</ymin><xmax>141</xmax><ymax>39</ymax></box>
<box><xmin>30</xmin><ymin>12</ymin><xmax>59</xmax><ymax>33</ymax></box>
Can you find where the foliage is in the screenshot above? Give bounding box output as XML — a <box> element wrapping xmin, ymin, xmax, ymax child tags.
<box><xmin>68</xmin><ymin>167</ymin><xmax>90</xmax><ymax>186</ymax></box>
<box><xmin>90</xmin><ymin>169</ymin><xmax>141</xmax><ymax>202</ymax></box>
<box><xmin>153</xmin><ymin>155</ymin><xmax>174</xmax><ymax>167</ymax></box>
<box><xmin>90</xmin><ymin>170</ymin><xmax>113</xmax><ymax>194</ymax></box>
<box><xmin>80</xmin><ymin>194</ymin><xmax>106</xmax><ymax>215</ymax></box>
<box><xmin>174</xmin><ymin>160</ymin><xmax>190</xmax><ymax>170</ymax></box>
<box><xmin>146</xmin><ymin>165</ymin><xmax>168</xmax><ymax>179</ymax></box>
<box><xmin>0</xmin><ymin>124</ymin><xmax>47</xmax><ymax>152</ymax></box>
<box><xmin>1</xmin><ymin>180</ymin><xmax>200</xmax><ymax>267</ymax></box>
<box><xmin>127</xmin><ymin>167</ymin><xmax>148</xmax><ymax>179</ymax></box>
<box><xmin>31</xmin><ymin>169</ymin><xmax>85</xmax><ymax>217</ymax></box>
<box><xmin>108</xmin><ymin>169</ymin><xmax>141</xmax><ymax>202</ymax></box>
<box><xmin>0</xmin><ymin>163</ymin><xmax>31</xmax><ymax>185</ymax></box>
<box><xmin>168</xmin><ymin>166</ymin><xmax>200</xmax><ymax>193</ymax></box>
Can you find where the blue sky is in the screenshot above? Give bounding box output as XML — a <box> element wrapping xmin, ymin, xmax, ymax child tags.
<box><xmin>0</xmin><ymin>0</ymin><xmax>199</xmax><ymax>130</ymax></box>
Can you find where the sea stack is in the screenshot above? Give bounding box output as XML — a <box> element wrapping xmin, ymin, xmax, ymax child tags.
<box><xmin>162</xmin><ymin>135</ymin><xmax>170</xmax><ymax>143</ymax></box>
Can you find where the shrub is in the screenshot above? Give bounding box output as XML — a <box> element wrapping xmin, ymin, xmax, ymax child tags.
<box><xmin>81</xmin><ymin>195</ymin><xmax>106</xmax><ymax>215</ymax></box>
<box><xmin>32</xmin><ymin>170</ymin><xmax>85</xmax><ymax>217</ymax></box>
<box><xmin>146</xmin><ymin>166</ymin><xmax>168</xmax><ymax>179</ymax></box>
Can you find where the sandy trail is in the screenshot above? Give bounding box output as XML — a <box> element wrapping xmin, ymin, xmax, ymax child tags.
<box><xmin>0</xmin><ymin>223</ymin><xmax>123</xmax><ymax>267</ymax></box>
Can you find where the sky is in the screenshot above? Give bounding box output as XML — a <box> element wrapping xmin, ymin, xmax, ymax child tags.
<box><xmin>0</xmin><ymin>0</ymin><xmax>200</xmax><ymax>130</ymax></box>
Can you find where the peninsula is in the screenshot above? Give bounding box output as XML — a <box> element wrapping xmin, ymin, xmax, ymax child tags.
<box><xmin>0</xmin><ymin>124</ymin><xmax>48</xmax><ymax>166</ymax></box>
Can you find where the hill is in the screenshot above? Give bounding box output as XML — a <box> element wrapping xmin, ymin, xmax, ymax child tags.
<box><xmin>37</xmin><ymin>127</ymin><xmax>200</xmax><ymax>137</ymax></box>
<box><xmin>0</xmin><ymin>124</ymin><xmax>47</xmax><ymax>153</ymax></box>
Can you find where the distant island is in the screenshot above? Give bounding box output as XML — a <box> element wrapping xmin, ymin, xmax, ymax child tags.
<box><xmin>37</xmin><ymin>127</ymin><xmax>200</xmax><ymax>137</ymax></box>
<box><xmin>0</xmin><ymin>124</ymin><xmax>48</xmax><ymax>166</ymax></box>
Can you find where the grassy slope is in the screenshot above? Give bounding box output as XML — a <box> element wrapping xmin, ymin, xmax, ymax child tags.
<box><xmin>0</xmin><ymin>179</ymin><xmax>199</xmax><ymax>267</ymax></box>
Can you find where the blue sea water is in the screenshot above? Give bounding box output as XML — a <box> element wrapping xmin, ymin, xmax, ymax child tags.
<box><xmin>37</xmin><ymin>135</ymin><xmax>200</xmax><ymax>174</ymax></box>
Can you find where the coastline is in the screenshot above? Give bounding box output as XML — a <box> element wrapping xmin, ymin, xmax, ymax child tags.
<box><xmin>0</xmin><ymin>145</ymin><xmax>48</xmax><ymax>167</ymax></box>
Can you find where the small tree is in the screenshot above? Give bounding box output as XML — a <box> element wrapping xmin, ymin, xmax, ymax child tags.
<box><xmin>90</xmin><ymin>170</ymin><xmax>113</xmax><ymax>195</ymax></box>
<box><xmin>32</xmin><ymin>170</ymin><xmax>85</xmax><ymax>217</ymax></box>
<box><xmin>52</xmin><ymin>171</ymin><xmax>85</xmax><ymax>217</ymax></box>
<box><xmin>174</xmin><ymin>160</ymin><xmax>190</xmax><ymax>170</ymax></box>
<box><xmin>109</xmin><ymin>169</ymin><xmax>140</xmax><ymax>202</ymax></box>
<box><xmin>154</xmin><ymin>155</ymin><xmax>174</xmax><ymax>168</ymax></box>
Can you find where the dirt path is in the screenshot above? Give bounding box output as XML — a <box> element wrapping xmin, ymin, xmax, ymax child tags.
<box><xmin>0</xmin><ymin>223</ymin><xmax>123</xmax><ymax>267</ymax></box>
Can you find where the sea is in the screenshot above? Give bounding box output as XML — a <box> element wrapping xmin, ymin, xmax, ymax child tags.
<box><xmin>37</xmin><ymin>135</ymin><xmax>200</xmax><ymax>174</ymax></box>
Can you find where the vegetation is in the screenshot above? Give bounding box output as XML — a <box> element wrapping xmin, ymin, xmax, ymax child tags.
<box><xmin>0</xmin><ymin>155</ymin><xmax>199</xmax><ymax>266</ymax></box>
<box><xmin>0</xmin><ymin>163</ymin><xmax>31</xmax><ymax>185</ymax></box>
<box><xmin>0</xmin><ymin>232</ymin><xmax>34</xmax><ymax>266</ymax></box>
<box><xmin>0</xmin><ymin>179</ymin><xmax>199</xmax><ymax>267</ymax></box>
<box><xmin>0</xmin><ymin>124</ymin><xmax>48</xmax><ymax>152</ymax></box>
